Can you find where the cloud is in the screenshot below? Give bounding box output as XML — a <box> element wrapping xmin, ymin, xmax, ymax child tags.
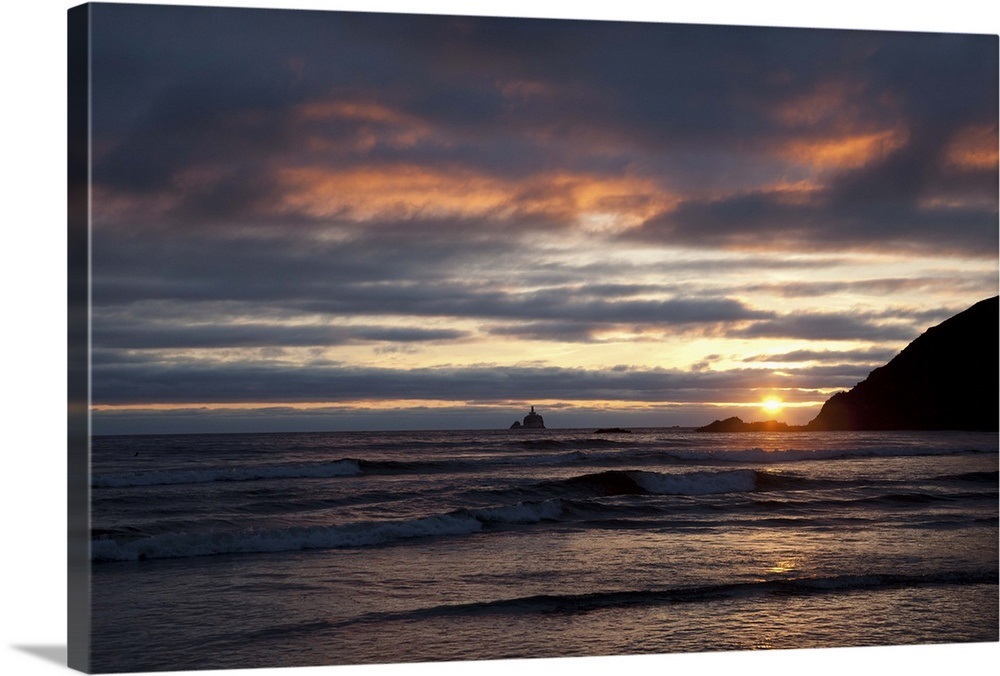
<box><xmin>92</xmin><ymin>321</ymin><xmax>469</xmax><ymax>350</ymax></box>
<box><xmin>91</xmin><ymin>286</ymin><xmax>774</xmax><ymax>352</ymax></box>
<box><xmin>90</xmin><ymin>220</ymin><xmax>776</xmax><ymax>331</ymax></box>
<box><xmin>733</xmin><ymin>312</ymin><xmax>920</xmax><ymax>341</ymax></box>
<box><xmin>743</xmin><ymin>275</ymin><xmax>1000</xmax><ymax>298</ymax></box>
<box><xmin>91</xmin><ymin>8</ymin><xmax>997</xmax><ymax>256</ymax></box>
<box><xmin>90</xmin><ymin>357</ymin><xmax>869</xmax><ymax>408</ymax></box>
<box><xmin>81</xmin><ymin>6</ymin><xmax>998</xmax><ymax>432</ymax></box>
<box><xmin>486</xmin><ymin>321</ymin><xmax>602</xmax><ymax>343</ymax></box>
<box><xmin>632</xmin><ymin>178</ymin><xmax>998</xmax><ymax>256</ymax></box>
<box><xmin>742</xmin><ymin>347</ymin><xmax>899</xmax><ymax>364</ymax></box>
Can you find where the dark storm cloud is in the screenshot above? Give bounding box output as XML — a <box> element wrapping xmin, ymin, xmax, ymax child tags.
<box><xmin>90</xmin><ymin>6</ymin><xmax>998</xmax><ymax>256</ymax></box>
<box><xmin>743</xmin><ymin>275</ymin><xmax>1000</xmax><ymax>298</ymax></box>
<box><xmin>91</xmin><ymin>321</ymin><xmax>468</xmax><ymax>350</ymax></box>
<box><xmin>90</xmin><ymin>224</ymin><xmax>775</xmax><ymax>337</ymax></box>
<box><xmin>90</xmin><ymin>285</ymin><xmax>771</xmax><ymax>351</ymax></box>
<box><xmin>473</xmin><ymin>295</ymin><xmax>774</xmax><ymax>340</ymax></box>
<box><xmin>91</xmin><ymin>222</ymin><xmax>859</xmax><ymax>309</ymax></box>
<box><xmin>90</xmin><ymin>290</ymin><xmax>919</xmax><ymax>353</ymax></box>
<box><xmin>90</xmin><ymin>360</ymin><xmax>862</xmax><ymax>407</ymax></box>
<box><xmin>485</xmin><ymin>321</ymin><xmax>603</xmax><ymax>343</ymax></box>
<box><xmin>352</xmin><ymin>17</ymin><xmax>888</xmax><ymax>149</ymax></box>
<box><xmin>734</xmin><ymin>312</ymin><xmax>919</xmax><ymax>341</ymax></box>
<box><xmin>83</xmin><ymin>5</ymin><xmax>998</xmax><ymax>425</ymax></box>
<box><xmin>634</xmin><ymin>178</ymin><xmax>998</xmax><ymax>256</ymax></box>
<box><xmin>742</xmin><ymin>347</ymin><xmax>899</xmax><ymax>364</ymax></box>
<box><xmin>92</xmin><ymin>12</ymin><xmax>295</xmax><ymax>193</ymax></box>
<box><xmin>89</xmin><ymin>214</ymin><xmax>940</xmax><ymax>352</ymax></box>
<box><xmin>414</xmin><ymin>292</ymin><xmax>774</xmax><ymax>325</ymax></box>
<box><xmin>626</xmin><ymin>29</ymin><xmax>998</xmax><ymax>254</ymax></box>
<box><xmin>89</xmin><ymin>222</ymin><xmax>529</xmax><ymax>305</ymax></box>
<box><xmin>518</xmin><ymin>255</ymin><xmax>853</xmax><ymax>291</ymax></box>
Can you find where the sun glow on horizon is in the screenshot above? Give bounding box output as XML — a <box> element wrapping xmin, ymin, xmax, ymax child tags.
<box><xmin>761</xmin><ymin>397</ymin><xmax>784</xmax><ymax>414</ymax></box>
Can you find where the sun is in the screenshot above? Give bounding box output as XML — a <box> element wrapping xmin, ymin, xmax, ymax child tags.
<box><xmin>762</xmin><ymin>397</ymin><xmax>784</xmax><ymax>414</ymax></box>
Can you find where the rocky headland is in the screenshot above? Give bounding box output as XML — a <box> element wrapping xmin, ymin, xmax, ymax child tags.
<box><xmin>698</xmin><ymin>296</ymin><xmax>998</xmax><ymax>432</ymax></box>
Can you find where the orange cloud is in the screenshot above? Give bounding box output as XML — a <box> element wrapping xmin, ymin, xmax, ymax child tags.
<box><xmin>768</xmin><ymin>78</ymin><xmax>909</xmax><ymax>171</ymax></box>
<box><xmin>297</xmin><ymin>99</ymin><xmax>431</xmax><ymax>151</ymax></box>
<box><xmin>298</xmin><ymin>100</ymin><xmax>422</xmax><ymax>126</ymax></box>
<box><xmin>945</xmin><ymin>124</ymin><xmax>999</xmax><ymax>171</ymax></box>
<box><xmin>276</xmin><ymin>165</ymin><xmax>673</xmax><ymax>225</ymax></box>
<box><xmin>771</xmin><ymin>80</ymin><xmax>867</xmax><ymax>127</ymax></box>
<box><xmin>770</xmin><ymin>78</ymin><xmax>902</xmax><ymax>128</ymax></box>
<box><xmin>780</xmin><ymin>128</ymin><xmax>909</xmax><ymax>170</ymax></box>
<box><xmin>277</xmin><ymin>165</ymin><xmax>515</xmax><ymax>220</ymax></box>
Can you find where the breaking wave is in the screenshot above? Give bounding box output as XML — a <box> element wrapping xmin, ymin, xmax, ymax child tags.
<box><xmin>91</xmin><ymin>498</ymin><xmax>565</xmax><ymax>562</ymax></box>
<box><xmin>344</xmin><ymin>569</ymin><xmax>1000</xmax><ymax>624</ymax></box>
<box><xmin>537</xmin><ymin>468</ymin><xmax>778</xmax><ymax>498</ymax></box>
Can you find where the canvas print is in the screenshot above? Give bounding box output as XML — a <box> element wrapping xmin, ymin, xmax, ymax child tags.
<box><xmin>68</xmin><ymin>2</ymin><xmax>999</xmax><ymax>673</ymax></box>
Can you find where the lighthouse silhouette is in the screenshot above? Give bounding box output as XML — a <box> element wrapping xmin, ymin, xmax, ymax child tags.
<box><xmin>522</xmin><ymin>406</ymin><xmax>545</xmax><ymax>429</ymax></box>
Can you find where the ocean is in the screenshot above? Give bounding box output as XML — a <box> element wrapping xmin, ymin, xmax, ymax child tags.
<box><xmin>87</xmin><ymin>428</ymin><xmax>999</xmax><ymax>673</ymax></box>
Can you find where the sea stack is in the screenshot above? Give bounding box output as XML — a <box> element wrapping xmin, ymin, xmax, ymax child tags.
<box><xmin>514</xmin><ymin>406</ymin><xmax>546</xmax><ymax>429</ymax></box>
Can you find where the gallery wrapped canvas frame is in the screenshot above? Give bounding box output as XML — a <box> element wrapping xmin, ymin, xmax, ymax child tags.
<box><xmin>68</xmin><ymin>3</ymin><xmax>92</xmax><ymax>672</ymax></box>
<box><xmin>67</xmin><ymin>2</ymin><xmax>998</xmax><ymax>674</ymax></box>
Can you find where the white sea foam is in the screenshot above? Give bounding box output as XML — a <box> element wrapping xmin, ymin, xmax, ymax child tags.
<box><xmin>471</xmin><ymin>499</ymin><xmax>563</xmax><ymax>523</ymax></box>
<box><xmin>631</xmin><ymin>469</ymin><xmax>757</xmax><ymax>495</ymax></box>
<box><xmin>92</xmin><ymin>459</ymin><xmax>363</xmax><ymax>488</ymax></box>
<box><xmin>91</xmin><ymin>499</ymin><xmax>567</xmax><ymax>562</ymax></box>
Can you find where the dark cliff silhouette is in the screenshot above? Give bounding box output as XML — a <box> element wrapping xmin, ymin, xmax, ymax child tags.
<box><xmin>698</xmin><ymin>296</ymin><xmax>998</xmax><ymax>433</ymax></box>
<box><xmin>806</xmin><ymin>296</ymin><xmax>998</xmax><ymax>431</ymax></box>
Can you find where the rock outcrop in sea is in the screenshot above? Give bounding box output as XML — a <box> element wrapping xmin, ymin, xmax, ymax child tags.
<box><xmin>698</xmin><ymin>296</ymin><xmax>998</xmax><ymax>432</ymax></box>
<box><xmin>511</xmin><ymin>406</ymin><xmax>546</xmax><ymax>429</ymax></box>
<box><xmin>697</xmin><ymin>417</ymin><xmax>793</xmax><ymax>433</ymax></box>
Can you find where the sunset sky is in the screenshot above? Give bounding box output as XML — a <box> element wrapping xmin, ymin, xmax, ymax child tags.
<box><xmin>86</xmin><ymin>3</ymin><xmax>998</xmax><ymax>434</ymax></box>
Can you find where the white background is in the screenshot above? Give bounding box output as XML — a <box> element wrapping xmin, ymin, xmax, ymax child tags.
<box><xmin>1</xmin><ymin>1</ymin><xmax>997</xmax><ymax>675</ymax></box>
